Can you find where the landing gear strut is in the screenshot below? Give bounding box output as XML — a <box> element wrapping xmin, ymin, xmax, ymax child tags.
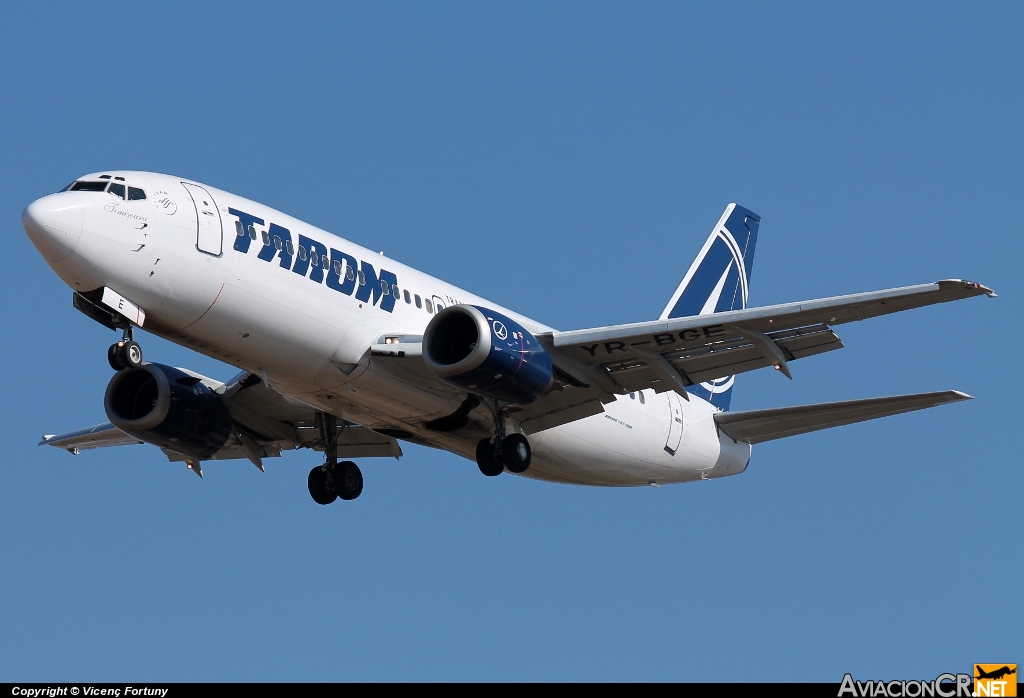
<box><xmin>475</xmin><ymin>399</ymin><xmax>531</xmax><ymax>477</ymax></box>
<box><xmin>308</xmin><ymin>411</ymin><xmax>363</xmax><ymax>505</ymax></box>
<box><xmin>107</xmin><ymin>326</ymin><xmax>143</xmax><ymax>371</ymax></box>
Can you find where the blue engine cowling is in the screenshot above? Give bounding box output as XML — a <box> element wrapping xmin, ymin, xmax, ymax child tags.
<box><xmin>422</xmin><ymin>305</ymin><xmax>553</xmax><ymax>404</ymax></box>
<box><xmin>104</xmin><ymin>363</ymin><xmax>233</xmax><ymax>459</ymax></box>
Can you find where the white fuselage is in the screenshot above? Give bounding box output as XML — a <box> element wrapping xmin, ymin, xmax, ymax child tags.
<box><xmin>24</xmin><ymin>171</ymin><xmax>750</xmax><ymax>486</ymax></box>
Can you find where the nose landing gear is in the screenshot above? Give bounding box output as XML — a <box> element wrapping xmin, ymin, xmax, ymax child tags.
<box><xmin>308</xmin><ymin>411</ymin><xmax>363</xmax><ymax>505</ymax></box>
<box><xmin>475</xmin><ymin>400</ymin><xmax>532</xmax><ymax>477</ymax></box>
<box><xmin>107</xmin><ymin>327</ymin><xmax>143</xmax><ymax>371</ymax></box>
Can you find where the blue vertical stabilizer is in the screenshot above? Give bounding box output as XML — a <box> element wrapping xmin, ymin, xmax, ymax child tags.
<box><xmin>659</xmin><ymin>204</ymin><xmax>760</xmax><ymax>410</ymax></box>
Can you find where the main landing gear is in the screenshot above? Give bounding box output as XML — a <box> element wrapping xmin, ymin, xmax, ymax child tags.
<box><xmin>475</xmin><ymin>399</ymin><xmax>531</xmax><ymax>477</ymax></box>
<box><xmin>107</xmin><ymin>326</ymin><xmax>143</xmax><ymax>371</ymax></box>
<box><xmin>308</xmin><ymin>411</ymin><xmax>363</xmax><ymax>505</ymax></box>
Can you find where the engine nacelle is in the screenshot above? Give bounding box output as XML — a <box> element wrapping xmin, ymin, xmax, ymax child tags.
<box><xmin>104</xmin><ymin>363</ymin><xmax>233</xmax><ymax>459</ymax></box>
<box><xmin>423</xmin><ymin>305</ymin><xmax>553</xmax><ymax>404</ymax></box>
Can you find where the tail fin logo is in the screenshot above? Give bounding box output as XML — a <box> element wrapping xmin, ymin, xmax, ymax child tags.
<box><xmin>661</xmin><ymin>204</ymin><xmax>759</xmax><ymax>321</ymax></box>
<box><xmin>659</xmin><ymin>203</ymin><xmax>760</xmax><ymax>411</ymax></box>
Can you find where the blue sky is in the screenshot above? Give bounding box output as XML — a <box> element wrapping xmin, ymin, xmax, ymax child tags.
<box><xmin>1</xmin><ymin>2</ymin><xmax>1020</xmax><ymax>681</ymax></box>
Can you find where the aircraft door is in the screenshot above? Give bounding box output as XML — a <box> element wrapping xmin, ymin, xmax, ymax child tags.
<box><xmin>664</xmin><ymin>391</ymin><xmax>684</xmax><ymax>454</ymax></box>
<box><xmin>182</xmin><ymin>182</ymin><xmax>223</xmax><ymax>256</ymax></box>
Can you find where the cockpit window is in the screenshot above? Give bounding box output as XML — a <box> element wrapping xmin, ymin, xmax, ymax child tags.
<box><xmin>66</xmin><ymin>180</ymin><xmax>146</xmax><ymax>200</ymax></box>
<box><xmin>70</xmin><ymin>181</ymin><xmax>108</xmax><ymax>192</ymax></box>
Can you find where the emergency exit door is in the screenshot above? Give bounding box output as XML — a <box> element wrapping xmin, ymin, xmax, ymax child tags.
<box><xmin>182</xmin><ymin>182</ymin><xmax>223</xmax><ymax>256</ymax></box>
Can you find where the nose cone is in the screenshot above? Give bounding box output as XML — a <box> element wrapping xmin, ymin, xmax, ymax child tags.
<box><xmin>23</xmin><ymin>193</ymin><xmax>84</xmax><ymax>262</ymax></box>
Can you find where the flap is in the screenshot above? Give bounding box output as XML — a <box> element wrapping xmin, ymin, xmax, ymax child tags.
<box><xmin>295</xmin><ymin>424</ymin><xmax>403</xmax><ymax>459</ymax></box>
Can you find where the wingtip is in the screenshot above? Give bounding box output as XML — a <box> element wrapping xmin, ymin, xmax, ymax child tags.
<box><xmin>941</xmin><ymin>279</ymin><xmax>996</xmax><ymax>297</ymax></box>
<box><xmin>950</xmin><ymin>390</ymin><xmax>974</xmax><ymax>400</ymax></box>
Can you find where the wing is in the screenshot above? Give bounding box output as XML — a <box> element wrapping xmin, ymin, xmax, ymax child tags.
<box><xmin>40</xmin><ymin>423</ymin><xmax>144</xmax><ymax>453</ymax></box>
<box><xmin>544</xmin><ymin>279</ymin><xmax>994</xmax><ymax>396</ymax></box>
<box><xmin>40</xmin><ymin>370</ymin><xmax>403</xmax><ymax>465</ymax></box>
<box><xmin>713</xmin><ymin>390</ymin><xmax>972</xmax><ymax>444</ymax></box>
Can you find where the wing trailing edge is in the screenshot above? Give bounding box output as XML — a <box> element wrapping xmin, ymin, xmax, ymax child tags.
<box><xmin>714</xmin><ymin>390</ymin><xmax>972</xmax><ymax>444</ymax></box>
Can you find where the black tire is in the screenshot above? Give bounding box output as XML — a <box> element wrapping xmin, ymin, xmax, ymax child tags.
<box><xmin>107</xmin><ymin>344</ymin><xmax>127</xmax><ymax>371</ymax></box>
<box><xmin>476</xmin><ymin>438</ymin><xmax>504</xmax><ymax>477</ymax></box>
<box><xmin>122</xmin><ymin>340</ymin><xmax>143</xmax><ymax>367</ymax></box>
<box><xmin>502</xmin><ymin>433</ymin><xmax>532</xmax><ymax>473</ymax></box>
<box><xmin>334</xmin><ymin>461</ymin><xmax>363</xmax><ymax>501</ymax></box>
<box><xmin>308</xmin><ymin>466</ymin><xmax>337</xmax><ymax>505</ymax></box>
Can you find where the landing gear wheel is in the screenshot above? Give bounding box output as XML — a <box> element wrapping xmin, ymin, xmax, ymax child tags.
<box><xmin>308</xmin><ymin>466</ymin><xmax>337</xmax><ymax>505</ymax></box>
<box><xmin>108</xmin><ymin>343</ymin><xmax>127</xmax><ymax>371</ymax></box>
<box><xmin>334</xmin><ymin>461</ymin><xmax>363</xmax><ymax>501</ymax></box>
<box><xmin>122</xmin><ymin>340</ymin><xmax>143</xmax><ymax>367</ymax></box>
<box><xmin>502</xmin><ymin>433</ymin><xmax>531</xmax><ymax>473</ymax></box>
<box><xmin>107</xmin><ymin>340</ymin><xmax>143</xmax><ymax>371</ymax></box>
<box><xmin>476</xmin><ymin>438</ymin><xmax>504</xmax><ymax>477</ymax></box>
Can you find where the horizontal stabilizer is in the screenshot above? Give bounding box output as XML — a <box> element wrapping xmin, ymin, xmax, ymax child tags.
<box><xmin>714</xmin><ymin>390</ymin><xmax>972</xmax><ymax>444</ymax></box>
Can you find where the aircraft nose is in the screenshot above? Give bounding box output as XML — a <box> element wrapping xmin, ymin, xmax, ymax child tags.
<box><xmin>22</xmin><ymin>192</ymin><xmax>84</xmax><ymax>262</ymax></box>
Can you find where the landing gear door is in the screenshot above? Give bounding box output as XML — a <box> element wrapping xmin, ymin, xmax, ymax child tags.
<box><xmin>182</xmin><ymin>182</ymin><xmax>223</xmax><ymax>256</ymax></box>
<box><xmin>664</xmin><ymin>391</ymin><xmax>684</xmax><ymax>454</ymax></box>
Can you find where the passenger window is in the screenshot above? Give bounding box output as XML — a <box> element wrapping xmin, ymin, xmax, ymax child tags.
<box><xmin>297</xmin><ymin>245</ymin><xmax>307</xmax><ymax>261</ymax></box>
<box><xmin>357</xmin><ymin>270</ymin><xmax>366</xmax><ymax>286</ymax></box>
<box><xmin>285</xmin><ymin>240</ymin><xmax>294</xmax><ymax>256</ymax></box>
<box><xmin>392</xmin><ymin>285</ymin><xmax>399</xmax><ymax>298</ymax></box>
<box><xmin>248</xmin><ymin>225</ymin><xmax>256</xmax><ymax>241</ymax></box>
<box><xmin>107</xmin><ymin>183</ymin><xmax>126</xmax><ymax>199</ymax></box>
<box><xmin>127</xmin><ymin>187</ymin><xmax>146</xmax><ymax>200</ymax></box>
<box><xmin>274</xmin><ymin>235</ymin><xmax>282</xmax><ymax>251</ymax></box>
<box><xmin>425</xmin><ymin>299</ymin><xmax>433</xmax><ymax>313</ymax></box>
<box><xmin>381</xmin><ymin>280</ymin><xmax>390</xmax><ymax>296</ymax></box>
<box><xmin>262</xmin><ymin>231</ymin><xmax>270</xmax><ymax>245</ymax></box>
<box><xmin>346</xmin><ymin>266</ymin><xmax>355</xmax><ymax>281</ymax></box>
<box><xmin>235</xmin><ymin>221</ymin><xmax>244</xmax><ymax>236</ymax></box>
<box><xmin>404</xmin><ymin>290</ymin><xmax>411</xmax><ymax>304</ymax></box>
<box><xmin>310</xmin><ymin>250</ymin><xmax>318</xmax><ymax>266</ymax></box>
<box><xmin>70</xmin><ymin>181</ymin><xmax>108</xmax><ymax>192</ymax></box>
<box><xmin>639</xmin><ymin>391</ymin><xmax>645</xmax><ymax>404</ymax></box>
<box><xmin>334</xmin><ymin>260</ymin><xmax>343</xmax><ymax>276</ymax></box>
<box><xmin>415</xmin><ymin>294</ymin><xmax>422</xmax><ymax>308</ymax></box>
<box><xmin>629</xmin><ymin>393</ymin><xmax>635</xmax><ymax>400</ymax></box>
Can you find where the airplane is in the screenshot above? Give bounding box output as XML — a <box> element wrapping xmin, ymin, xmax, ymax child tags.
<box><xmin>976</xmin><ymin>666</ymin><xmax>1016</xmax><ymax>681</ymax></box>
<box><xmin>22</xmin><ymin>171</ymin><xmax>995</xmax><ymax>504</ymax></box>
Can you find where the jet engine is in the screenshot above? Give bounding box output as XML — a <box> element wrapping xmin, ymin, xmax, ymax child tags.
<box><xmin>423</xmin><ymin>305</ymin><xmax>553</xmax><ymax>403</ymax></box>
<box><xmin>104</xmin><ymin>363</ymin><xmax>233</xmax><ymax>459</ymax></box>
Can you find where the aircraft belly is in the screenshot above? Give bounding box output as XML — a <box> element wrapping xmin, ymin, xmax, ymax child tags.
<box><xmin>314</xmin><ymin>373</ymin><xmax>472</xmax><ymax>425</ymax></box>
<box><xmin>525</xmin><ymin>407</ymin><xmax>687</xmax><ymax>486</ymax></box>
<box><xmin>518</xmin><ymin>393</ymin><xmax>746</xmax><ymax>486</ymax></box>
